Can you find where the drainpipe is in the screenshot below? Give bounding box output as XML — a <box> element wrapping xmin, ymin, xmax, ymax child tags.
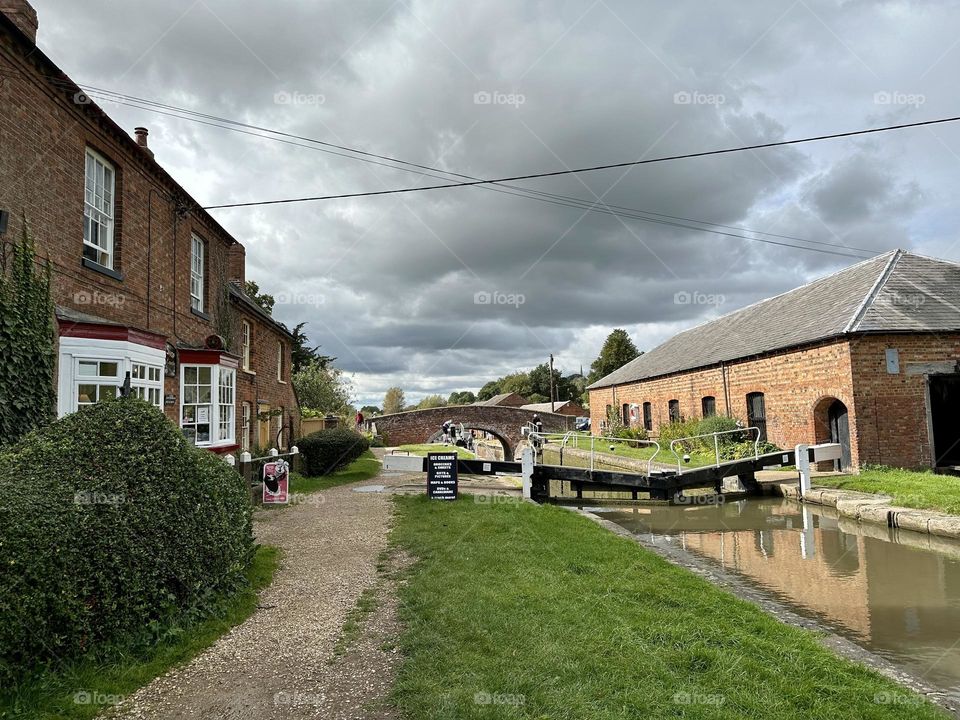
<box><xmin>721</xmin><ymin>362</ymin><xmax>731</xmax><ymax>416</ymax></box>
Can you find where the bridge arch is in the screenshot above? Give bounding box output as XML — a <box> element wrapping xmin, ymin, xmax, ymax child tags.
<box><xmin>370</xmin><ymin>404</ymin><xmax>574</xmax><ymax>460</ymax></box>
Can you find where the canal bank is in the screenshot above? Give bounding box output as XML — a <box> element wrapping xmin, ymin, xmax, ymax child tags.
<box><xmin>586</xmin><ymin>497</ymin><xmax>960</xmax><ymax>714</ymax></box>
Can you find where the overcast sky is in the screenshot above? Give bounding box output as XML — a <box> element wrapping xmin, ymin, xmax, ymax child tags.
<box><xmin>31</xmin><ymin>0</ymin><xmax>960</xmax><ymax>406</ymax></box>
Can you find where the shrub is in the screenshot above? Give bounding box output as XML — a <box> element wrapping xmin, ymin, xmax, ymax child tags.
<box><xmin>612</xmin><ymin>426</ymin><xmax>649</xmax><ymax>441</ymax></box>
<box><xmin>695</xmin><ymin>414</ymin><xmax>742</xmax><ymax>442</ymax></box>
<box><xmin>0</xmin><ymin>398</ymin><xmax>253</xmax><ymax>682</ymax></box>
<box><xmin>718</xmin><ymin>440</ymin><xmax>782</xmax><ymax>461</ymax></box>
<box><xmin>297</xmin><ymin>427</ymin><xmax>370</xmax><ymax>476</ymax></box>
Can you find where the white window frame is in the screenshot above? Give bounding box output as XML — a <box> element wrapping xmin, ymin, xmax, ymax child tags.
<box><xmin>241</xmin><ymin>320</ymin><xmax>251</xmax><ymax>371</ymax></box>
<box><xmin>83</xmin><ymin>148</ymin><xmax>116</xmax><ymax>269</ymax></box>
<box><xmin>180</xmin><ymin>363</ymin><xmax>236</xmax><ymax>447</ymax></box>
<box><xmin>277</xmin><ymin>342</ymin><xmax>285</xmax><ymax>382</ymax></box>
<box><xmin>58</xmin><ymin>337</ymin><xmax>165</xmax><ymax>417</ymax></box>
<box><xmin>190</xmin><ymin>235</ymin><xmax>205</xmax><ymax>313</ymax></box>
<box><xmin>241</xmin><ymin>401</ymin><xmax>251</xmax><ymax>452</ymax></box>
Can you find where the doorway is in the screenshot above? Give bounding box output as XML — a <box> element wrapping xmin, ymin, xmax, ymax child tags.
<box><xmin>827</xmin><ymin>400</ymin><xmax>852</xmax><ymax>471</ymax></box>
<box><xmin>930</xmin><ymin>375</ymin><xmax>960</xmax><ymax>467</ymax></box>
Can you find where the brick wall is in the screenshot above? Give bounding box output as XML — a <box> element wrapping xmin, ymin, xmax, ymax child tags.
<box><xmin>848</xmin><ymin>333</ymin><xmax>960</xmax><ymax>469</ymax></box>
<box><xmin>589</xmin><ymin>339</ymin><xmax>856</xmax><ymax>460</ymax></box>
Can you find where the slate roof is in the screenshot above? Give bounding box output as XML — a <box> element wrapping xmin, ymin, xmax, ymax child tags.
<box><xmin>589</xmin><ymin>250</ymin><xmax>960</xmax><ymax>390</ymax></box>
<box><xmin>520</xmin><ymin>401</ymin><xmax>582</xmax><ymax>413</ymax></box>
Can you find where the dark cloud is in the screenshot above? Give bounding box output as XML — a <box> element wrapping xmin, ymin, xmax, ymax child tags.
<box><xmin>29</xmin><ymin>0</ymin><xmax>957</xmax><ymax>405</ymax></box>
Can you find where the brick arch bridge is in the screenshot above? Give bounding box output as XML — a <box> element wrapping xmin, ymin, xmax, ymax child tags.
<box><xmin>370</xmin><ymin>405</ymin><xmax>574</xmax><ymax>459</ymax></box>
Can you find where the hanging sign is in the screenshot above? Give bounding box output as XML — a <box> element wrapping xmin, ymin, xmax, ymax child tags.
<box><xmin>427</xmin><ymin>452</ymin><xmax>458</xmax><ymax>501</ymax></box>
<box><xmin>262</xmin><ymin>458</ymin><xmax>290</xmax><ymax>504</ymax></box>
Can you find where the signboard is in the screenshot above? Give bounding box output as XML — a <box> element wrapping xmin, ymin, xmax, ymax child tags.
<box><xmin>262</xmin><ymin>459</ymin><xmax>290</xmax><ymax>504</ymax></box>
<box><xmin>427</xmin><ymin>452</ymin><xmax>458</xmax><ymax>501</ymax></box>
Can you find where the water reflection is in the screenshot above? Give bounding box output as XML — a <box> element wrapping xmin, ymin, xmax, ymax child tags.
<box><xmin>599</xmin><ymin>498</ymin><xmax>960</xmax><ymax>701</ymax></box>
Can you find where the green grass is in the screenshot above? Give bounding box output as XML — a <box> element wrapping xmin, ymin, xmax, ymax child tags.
<box><xmin>816</xmin><ymin>465</ymin><xmax>960</xmax><ymax>515</ymax></box>
<box><xmin>395</xmin><ymin>444</ymin><xmax>477</xmax><ymax>459</ymax></box>
<box><xmin>332</xmin><ymin>586</ymin><xmax>381</xmax><ymax>660</ymax></box>
<box><xmin>1</xmin><ymin>545</ymin><xmax>280</xmax><ymax>720</ymax></box>
<box><xmin>288</xmin><ymin>450</ymin><xmax>382</xmax><ymax>494</ymax></box>
<box><xmin>390</xmin><ymin>496</ymin><xmax>945</xmax><ymax>719</ymax></box>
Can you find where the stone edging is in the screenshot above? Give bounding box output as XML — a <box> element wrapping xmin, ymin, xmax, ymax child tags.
<box><xmin>777</xmin><ymin>483</ymin><xmax>960</xmax><ymax>541</ymax></box>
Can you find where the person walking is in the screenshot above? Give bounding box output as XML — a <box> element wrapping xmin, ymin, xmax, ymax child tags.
<box><xmin>355</xmin><ymin>410</ymin><xmax>364</xmax><ymax>431</ymax></box>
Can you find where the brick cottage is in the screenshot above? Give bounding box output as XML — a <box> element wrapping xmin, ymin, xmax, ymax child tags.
<box><xmin>0</xmin><ymin>2</ymin><xmax>300</xmax><ymax>453</ymax></box>
<box><xmin>588</xmin><ymin>251</ymin><xmax>960</xmax><ymax>471</ymax></box>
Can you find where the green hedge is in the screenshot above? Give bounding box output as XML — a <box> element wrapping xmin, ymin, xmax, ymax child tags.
<box><xmin>0</xmin><ymin>398</ymin><xmax>253</xmax><ymax>682</ymax></box>
<box><xmin>297</xmin><ymin>427</ymin><xmax>370</xmax><ymax>476</ymax></box>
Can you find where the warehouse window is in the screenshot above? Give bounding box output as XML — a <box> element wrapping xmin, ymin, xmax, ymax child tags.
<box><xmin>701</xmin><ymin>396</ymin><xmax>716</xmax><ymax>417</ymax></box>
<box><xmin>746</xmin><ymin>392</ymin><xmax>768</xmax><ymax>442</ymax></box>
<box><xmin>668</xmin><ymin>399</ymin><xmax>681</xmax><ymax>423</ymax></box>
<box><xmin>643</xmin><ymin>402</ymin><xmax>653</xmax><ymax>431</ymax></box>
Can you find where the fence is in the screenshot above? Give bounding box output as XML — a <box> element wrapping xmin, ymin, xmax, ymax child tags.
<box><xmin>223</xmin><ymin>447</ymin><xmax>301</xmax><ymax>503</ymax></box>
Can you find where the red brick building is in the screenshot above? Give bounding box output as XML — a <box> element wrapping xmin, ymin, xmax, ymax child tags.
<box><xmin>0</xmin><ymin>3</ymin><xmax>300</xmax><ymax>453</ymax></box>
<box><xmin>588</xmin><ymin>251</ymin><xmax>960</xmax><ymax>471</ymax></box>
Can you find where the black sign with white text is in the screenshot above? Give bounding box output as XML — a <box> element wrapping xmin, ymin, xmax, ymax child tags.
<box><xmin>427</xmin><ymin>452</ymin><xmax>458</xmax><ymax>500</ymax></box>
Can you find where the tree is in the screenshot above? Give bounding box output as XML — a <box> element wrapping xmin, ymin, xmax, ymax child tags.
<box><xmin>589</xmin><ymin>329</ymin><xmax>641</xmax><ymax>384</ymax></box>
<box><xmin>0</xmin><ymin>222</ymin><xmax>54</xmax><ymax>445</ymax></box>
<box><xmin>477</xmin><ymin>380</ymin><xmax>501</xmax><ymax>401</ymax></box>
<box><xmin>499</xmin><ymin>372</ymin><xmax>532</xmax><ymax>398</ymax></box>
<box><xmin>360</xmin><ymin>405</ymin><xmax>381</xmax><ymax>416</ymax></box>
<box><xmin>528</xmin><ymin>363</ymin><xmax>577</xmax><ymax>402</ymax></box>
<box><xmin>416</xmin><ymin>394</ymin><xmax>447</xmax><ymax>410</ymax></box>
<box><xmin>447</xmin><ymin>391</ymin><xmax>476</xmax><ymax>405</ymax></box>
<box><xmin>383</xmin><ymin>387</ymin><xmax>406</xmax><ymax>415</ymax></box>
<box><xmin>526</xmin><ymin>393</ymin><xmax>549</xmax><ymax>403</ymax></box>
<box><xmin>244</xmin><ymin>280</ymin><xmax>275</xmax><ymax>315</ymax></box>
<box><xmin>292</xmin><ymin>362</ymin><xmax>353</xmax><ymax>415</ymax></box>
<box><xmin>289</xmin><ymin>322</ymin><xmax>334</xmax><ymax>374</ymax></box>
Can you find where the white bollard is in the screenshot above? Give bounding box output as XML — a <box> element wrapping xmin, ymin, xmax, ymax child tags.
<box><xmin>521</xmin><ymin>447</ymin><xmax>534</xmax><ymax>500</ymax></box>
<box><xmin>224</xmin><ymin>454</ymin><xmax>235</xmax><ymax>467</ymax></box>
<box><xmin>240</xmin><ymin>451</ymin><xmax>252</xmax><ymax>464</ymax></box>
<box><xmin>796</xmin><ymin>443</ymin><xmax>811</xmax><ymax>498</ymax></box>
<box><xmin>269</xmin><ymin>447</ymin><xmax>279</xmax><ymax>457</ymax></box>
<box><xmin>290</xmin><ymin>445</ymin><xmax>299</xmax><ymax>455</ymax></box>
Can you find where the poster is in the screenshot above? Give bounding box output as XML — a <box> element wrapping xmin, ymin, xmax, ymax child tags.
<box><xmin>262</xmin><ymin>459</ymin><xmax>290</xmax><ymax>504</ymax></box>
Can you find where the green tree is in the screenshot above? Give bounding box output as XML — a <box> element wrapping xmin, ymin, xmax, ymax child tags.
<box><xmin>288</xmin><ymin>322</ymin><xmax>334</xmax><ymax>374</ymax></box>
<box><xmin>526</xmin><ymin>393</ymin><xmax>549</xmax><ymax>403</ymax></box>
<box><xmin>292</xmin><ymin>361</ymin><xmax>353</xmax><ymax>414</ymax></box>
<box><xmin>244</xmin><ymin>280</ymin><xmax>275</xmax><ymax>315</ymax></box>
<box><xmin>360</xmin><ymin>405</ymin><xmax>381</xmax><ymax>416</ymax></box>
<box><xmin>499</xmin><ymin>372</ymin><xmax>532</xmax><ymax>398</ymax></box>
<box><xmin>0</xmin><ymin>222</ymin><xmax>54</xmax><ymax>445</ymax></box>
<box><xmin>383</xmin><ymin>387</ymin><xmax>406</xmax><ymax>415</ymax></box>
<box><xmin>447</xmin><ymin>391</ymin><xmax>476</xmax><ymax>405</ymax></box>
<box><xmin>589</xmin><ymin>329</ymin><xmax>641</xmax><ymax>384</ymax></box>
<box><xmin>416</xmin><ymin>394</ymin><xmax>447</xmax><ymax>410</ymax></box>
<box><xmin>528</xmin><ymin>363</ymin><xmax>578</xmax><ymax>402</ymax></box>
<box><xmin>477</xmin><ymin>380</ymin><xmax>502</xmax><ymax>401</ymax></box>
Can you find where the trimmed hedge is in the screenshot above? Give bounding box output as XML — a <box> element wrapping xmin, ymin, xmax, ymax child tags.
<box><xmin>297</xmin><ymin>427</ymin><xmax>370</xmax><ymax>476</ymax></box>
<box><xmin>0</xmin><ymin>398</ymin><xmax>253</xmax><ymax>682</ymax></box>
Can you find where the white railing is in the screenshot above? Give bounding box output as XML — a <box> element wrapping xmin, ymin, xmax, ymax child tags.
<box><xmin>668</xmin><ymin>426</ymin><xmax>761</xmax><ymax>474</ymax></box>
<box><xmin>224</xmin><ymin>446</ymin><xmax>299</xmax><ymax>467</ymax></box>
<box><xmin>529</xmin><ymin>431</ymin><xmax>662</xmax><ymax>475</ymax></box>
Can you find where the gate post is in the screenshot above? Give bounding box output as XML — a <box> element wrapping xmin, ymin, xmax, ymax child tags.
<box><xmin>796</xmin><ymin>444</ymin><xmax>811</xmax><ymax>498</ymax></box>
<box><xmin>521</xmin><ymin>447</ymin><xmax>534</xmax><ymax>500</ymax></box>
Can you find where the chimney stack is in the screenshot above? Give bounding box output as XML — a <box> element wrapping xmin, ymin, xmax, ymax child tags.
<box><xmin>134</xmin><ymin>127</ymin><xmax>155</xmax><ymax>159</ymax></box>
<box><xmin>0</xmin><ymin>0</ymin><xmax>38</xmax><ymax>43</ymax></box>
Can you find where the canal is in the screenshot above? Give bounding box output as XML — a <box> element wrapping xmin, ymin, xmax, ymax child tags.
<box><xmin>596</xmin><ymin>497</ymin><xmax>960</xmax><ymax>702</ymax></box>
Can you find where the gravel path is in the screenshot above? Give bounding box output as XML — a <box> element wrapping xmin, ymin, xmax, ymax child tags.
<box><xmin>106</xmin><ymin>470</ymin><xmax>402</xmax><ymax>720</ymax></box>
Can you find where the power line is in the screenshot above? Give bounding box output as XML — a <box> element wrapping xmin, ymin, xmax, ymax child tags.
<box><xmin>66</xmin><ymin>82</ymin><xmax>889</xmax><ymax>258</ymax></box>
<box><xmin>198</xmin><ymin>114</ymin><xmax>960</xmax><ymax>209</ymax></box>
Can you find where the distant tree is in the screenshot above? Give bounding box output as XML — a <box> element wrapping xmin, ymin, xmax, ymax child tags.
<box><xmin>588</xmin><ymin>329</ymin><xmax>641</xmax><ymax>384</ymax></box>
<box><xmin>244</xmin><ymin>280</ymin><xmax>275</xmax><ymax>315</ymax></box>
<box><xmin>417</xmin><ymin>394</ymin><xmax>447</xmax><ymax>410</ymax></box>
<box><xmin>526</xmin><ymin>393</ymin><xmax>549</xmax><ymax>403</ymax></box>
<box><xmin>360</xmin><ymin>405</ymin><xmax>381</xmax><ymax>416</ymax></box>
<box><xmin>292</xmin><ymin>362</ymin><xmax>352</xmax><ymax>415</ymax></box>
<box><xmin>477</xmin><ymin>380</ymin><xmax>502</xmax><ymax>401</ymax></box>
<box><xmin>448</xmin><ymin>391</ymin><xmax>476</xmax><ymax>405</ymax></box>
<box><xmin>499</xmin><ymin>372</ymin><xmax>532</xmax><ymax>398</ymax></box>
<box><xmin>383</xmin><ymin>387</ymin><xmax>406</xmax><ymax>415</ymax></box>
<box><xmin>528</xmin><ymin>363</ymin><xmax>577</xmax><ymax>402</ymax></box>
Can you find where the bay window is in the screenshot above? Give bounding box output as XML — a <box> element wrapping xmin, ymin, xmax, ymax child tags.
<box><xmin>180</xmin><ymin>363</ymin><xmax>236</xmax><ymax>447</ymax></box>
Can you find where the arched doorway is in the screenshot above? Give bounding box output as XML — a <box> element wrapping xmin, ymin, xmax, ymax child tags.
<box><xmin>814</xmin><ymin>397</ymin><xmax>851</xmax><ymax>471</ymax></box>
<box><xmin>426</xmin><ymin>427</ymin><xmax>511</xmax><ymax>460</ymax></box>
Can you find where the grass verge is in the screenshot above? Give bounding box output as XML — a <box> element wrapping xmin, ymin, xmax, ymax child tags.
<box><xmin>554</xmin><ymin>434</ymin><xmax>716</xmax><ymax>467</ymax></box>
<box><xmin>396</xmin><ymin>444</ymin><xmax>476</xmax><ymax>459</ymax></box>
<box><xmin>816</xmin><ymin>465</ymin><xmax>960</xmax><ymax>515</ymax></box>
<box><xmin>0</xmin><ymin>545</ymin><xmax>280</xmax><ymax>720</ymax></box>
<box><xmin>289</xmin><ymin>449</ymin><xmax>381</xmax><ymax>495</ymax></box>
<box><xmin>390</xmin><ymin>496</ymin><xmax>946</xmax><ymax>719</ymax></box>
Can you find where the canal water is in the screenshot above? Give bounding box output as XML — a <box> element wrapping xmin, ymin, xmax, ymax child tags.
<box><xmin>596</xmin><ymin>497</ymin><xmax>960</xmax><ymax>702</ymax></box>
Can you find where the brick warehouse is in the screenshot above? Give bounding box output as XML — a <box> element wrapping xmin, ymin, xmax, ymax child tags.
<box><xmin>588</xmin><ymin>250</ymin><xmax>960</xmax><ymax>471</ymax></box>
<box><xmin>0</xmin><ymin>3</ymin><xmax>300</xmax><ymax>454</ymax></box>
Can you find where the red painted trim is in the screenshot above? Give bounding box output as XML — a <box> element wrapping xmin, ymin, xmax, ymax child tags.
<box><xmin>206</xmin><ymin>443</ymin><xmax>240</xmax><ymax>455</ymax></box>
<box><xmin>179</xmin><ymin>349</ymin><xmax>241</xmax><ymax>366</ymax></box>
<box><xmin>58</xmin><ymin>321</ymin><xmax>167</xmax><ymax>350</ymax></box>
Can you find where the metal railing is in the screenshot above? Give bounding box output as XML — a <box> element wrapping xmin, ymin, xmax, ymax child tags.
<box><xmin>668</xmin><ymin>426</ymin><xmax>761</xmax><ymax>474</ymax></box>
<box><xmin>530</xmin><ymin>431</ymin><xmax>662</xmax><ymax>475</ymax></box>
